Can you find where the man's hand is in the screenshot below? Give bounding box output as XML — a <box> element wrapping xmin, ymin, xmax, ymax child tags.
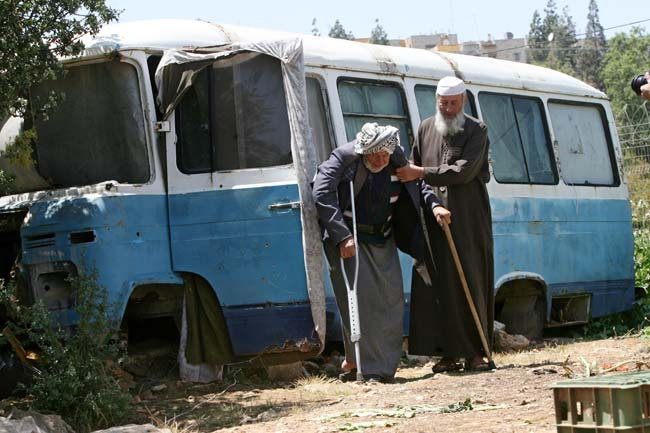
<box><xmin>642</xmin><ymin>72</ymin><xmax>650</xmax><ymax>101</ymax></box>
<box><xmin>395</xmin><ymin>163</ymin><xmax>424</xmax><ymax>182</ymax></box>
<box><xmin>339</xmin><ymin>236</ymin><xmax>356</xmax><ymax>258</ymax></box>
<box><xmin>433</xmin><ymin>205</ymin><xmax>451</xmax><ymax>226</ymax></box>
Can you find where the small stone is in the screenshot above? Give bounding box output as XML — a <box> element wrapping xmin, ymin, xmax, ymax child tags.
<box><xmin>495</xmin><ymin>330</ymin><xmax>530</xmax><ymax>351</ymax></box>
<box><xmin>256</xmin><ymin>409</ymin><xmax>277</xmax><ymax>421</ymax></box>
<box><xmin>151</xmin><ymin>384</ymin><xmax>168</xmax><ymax>392</ymax></box>
<box><xmin>266</xmin><ymin>362</ymin><xmax>304</xmax><ymax>382</ymax></box>
<box><xmin>493</xmin><ymin>320</ymin><xmax>506</xmax><ymax>333</ymax></box>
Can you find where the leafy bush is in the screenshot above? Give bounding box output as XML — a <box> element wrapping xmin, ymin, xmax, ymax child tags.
<box><xmin>0</xmin><ymin>272</ymin><xmax>131</xmax><ymax>432</ymax></box>
<box><xmin>635</xmin><ymin>229</ymin><xmax>650</xmax><ymax>290</ymax></box>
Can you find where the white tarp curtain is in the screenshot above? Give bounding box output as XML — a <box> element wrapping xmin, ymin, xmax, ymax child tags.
<box><xmin>154</xmin><ymin>38</ymin><xmax>326</xmax><ymax>349</ymax></box>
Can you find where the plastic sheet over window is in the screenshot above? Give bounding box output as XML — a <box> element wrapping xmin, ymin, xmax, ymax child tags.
<box><xmin>176</xmin><ymin>53</ymin><xmax>291</xmax><ymax>172</ymax></box>
<box><xmin>549</xmin><ymin>102</ymin><xmax>616</xmax><ymax>186</ymax></box>
<box><xmin>32</xmin><ymin>60</ymin><xmax>149</xmax><ymax>187</ymax></box>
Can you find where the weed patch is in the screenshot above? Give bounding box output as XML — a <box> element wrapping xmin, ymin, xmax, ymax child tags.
<box><xmin>0</xmin><ymin>272</ymin><xmax>131</xmax><ymax>432</ymax></box>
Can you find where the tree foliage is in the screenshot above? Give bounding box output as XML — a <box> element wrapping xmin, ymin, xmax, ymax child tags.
<box><xmin>576</xmin><ymin>0</ymin><xmax>607</xmax><ymax>89</ymax></box>
<box><xmin>0</xmin><ymin>0</ymin><xmax>119</xmax><ymax>120</ymax></box>
<box><xmin>601</xmin><ymin>28</ymin><xmax>650</xmax><ymax>120</ymax></box>
<box><xmin>528</xmin><ymin>10</ymin><xmax>546</xmax><ymax>63</ymax></box>
<box><xmin>328</xmin><ymin>19</ymin><xmax>355</xmax><ymax>40</ymax></box>
<box><xmin>369</xmin><ymin>19</ymin><xmax>389</xmax><ymax>45</ymax></box>
<box><xmin>311</xmin><ymin>17</ymin><xmax>321</xmax><ymax>37</ymax></box>
<box><xmin>527</xmin><ymin>1</ymin><xmax>577</xmax><ymax>74</ymax></box>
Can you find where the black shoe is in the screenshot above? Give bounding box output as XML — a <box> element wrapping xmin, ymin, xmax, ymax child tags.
<box><xmin>363</xmin><ymin>374</ymin><xmax>382</xmax><ymax>383</ymax></box>
<box><xmin>431</xmin><ymin>357</ymin><xmax>463</xmax><ymax>373</ymax></box>
<box><xmin>380</xmin><ymin>376</ymin><xmax>395</xmax><ymax>384</ymax></box>
<box><xmin>338</xmin><ymin>369</ymin><xmax>358</xmax><ymax>382</ymax></box>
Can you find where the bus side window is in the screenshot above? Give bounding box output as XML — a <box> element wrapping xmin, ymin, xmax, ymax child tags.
<box><xmin>479</xmin><ymin>93</ymin><xmax>556</xmax><ymax>184</ymax></box>
<box><xmin>306</xmin><ymin>77</ymin><xmax>335</xmax><ymax>164</ymax></box>
<box><xmin>414</xmin><ymin>84</ymin><xmax>475</xmax><ymax>121</ymax></box>
<box><xmin>175</xmin><ymin>52</ymin><xmax>292</xmax><ymax>174</ymax></box>
<box><xmin>548</xmin><ymin>101</ymin><xmax>618</xmax><ymax>186</ymax></box>
<box><xmin>338</xmin><ymin>79</ymin><xmax>412</xmax><ymax>155</ymax></box>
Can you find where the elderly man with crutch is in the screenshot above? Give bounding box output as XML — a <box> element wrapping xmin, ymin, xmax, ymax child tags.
<box><xmin>312</xmin><ymin>123</ymin><xmax>448</xmax><ymax>383</ymax></box>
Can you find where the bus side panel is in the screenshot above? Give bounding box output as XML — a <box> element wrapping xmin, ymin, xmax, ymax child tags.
<box><xmin>167</xmin><ymin>185</ymin><xmax>318</xmax><ymax>355</ymax></box>
<box><xmin>21</xmin><ymin>194</ymin><xmax>177</xmax><ymax>325</ymax></box>
<box><xmin>491</xmin><ymin>196</ymin><xmax>635</xmax><ymax>318</ymax></box>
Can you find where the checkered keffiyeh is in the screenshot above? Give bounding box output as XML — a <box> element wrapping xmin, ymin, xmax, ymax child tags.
<box><xmin>354</xmin><ymin>123</ymin><xmax>400</xmax><ymax>155</ymax></box>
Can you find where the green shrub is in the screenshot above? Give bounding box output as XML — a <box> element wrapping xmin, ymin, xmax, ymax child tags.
<box><xmin>635</xmin><ymin>229</ymin><xmax>650</xmax><ymax>291</ymax></box>
<box><xmin>0</xmin><ymin>272</ymin><xmax>131</xmax><ymax>432</ymax></box>
<box><xmin>584</xmin><ymin>228</ymin><xmax>650</xmax><ymax>339</ymax></box>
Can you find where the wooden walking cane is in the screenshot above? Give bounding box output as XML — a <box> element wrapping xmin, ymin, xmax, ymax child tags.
<box><xmin>440</xmin><ymin>219</ymin><xmax>496</xmax><ymax>370</ymax></box>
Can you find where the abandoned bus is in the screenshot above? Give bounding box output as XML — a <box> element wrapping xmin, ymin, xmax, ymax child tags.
<box><xmin>0</xmin><ymin>20</ymin><xmax>633</xmax><ymax>366</ymax></box>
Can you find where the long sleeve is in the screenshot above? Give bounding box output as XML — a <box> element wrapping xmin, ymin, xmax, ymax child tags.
<box><xmin>419</xmin><ymin>180</ymin><xmax>442</xmax><ymax>211</ymax></box>
<box><xmin>420</xmin><ymin>121</ymin><xmax>489</xmax><ymax>186</ymax></box>
<box><xmin>312</xmin><ymin>148</ymin><xmax>353</xmax><ymax>246</ymax></box>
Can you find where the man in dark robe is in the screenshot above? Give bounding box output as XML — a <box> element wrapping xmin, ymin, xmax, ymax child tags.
<box><xmin>313</xmin><ymin>123</ymin><xmax>449</xmax><ymax>382</ymax></box>
<box><xmin>396</xmin><ymin>76</ymin><xmax>494</xmax><ymax>372</ymax></box>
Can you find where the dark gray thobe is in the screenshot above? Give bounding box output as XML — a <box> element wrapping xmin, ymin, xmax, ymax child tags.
<box><xmin>409</xmin><ymin>114</ymin><xmax>495</xmax><ymax>359</ymax></box>
<box><xmin>324</xmin><ymin>237</ymin><xmax>403</xmax><ymax>378</ymax></box>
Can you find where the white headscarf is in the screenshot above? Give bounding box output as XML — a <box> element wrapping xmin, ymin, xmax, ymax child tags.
<box><xmin>354</xmin><ymin>122</ymin><xmax>400</xmax><ymax>155</ymax></box>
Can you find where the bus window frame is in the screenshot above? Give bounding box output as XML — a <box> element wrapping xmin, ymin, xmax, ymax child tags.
<box><xmin>478</xmin><ymin>91</ymin><xmax>558</xmax><ymax>186</ymax></box>
<box><xmin>336</xmin><ymin>76</ymin><xmax>414</xmax><ymax>152</ymax></box>
<box><xmin>305</xmin><ymin>74</ymin><xmax>336</xmax><ymax>163</ymax></box>
<box><xmin>413</xmin><ymin>83</ymin><xmax>478</xmax><ymax>119</ymax></box>
<box><xmin>547</xmin><ymin>98</ymin><xmax>621</xmax><ymax>187</ymax></box>
<box><xmin>34</xmin><ymin>56</ymin><xmax>156</xmax><ymax>187</ymax></box>
<box><xmin>175</xmin><ymin>53</ymin><xmax>293</xmax><ymax>175</ymax></box>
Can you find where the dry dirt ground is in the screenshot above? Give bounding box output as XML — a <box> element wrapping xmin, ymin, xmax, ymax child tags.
<box><xmin>93</xmin><ymin>335</ymin><xmax>650</xmax><ymax>433</ymax></box>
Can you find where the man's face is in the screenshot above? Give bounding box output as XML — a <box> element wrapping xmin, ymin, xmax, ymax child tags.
<box><xmin>364</xmin><ymin>151</ymin><xmax>390</xmax><ymax>173</ymax></box>
<box><xmin>437</xmin><ymin>94</ymin><xmax>465</xmax><ymax>119</ymax></box>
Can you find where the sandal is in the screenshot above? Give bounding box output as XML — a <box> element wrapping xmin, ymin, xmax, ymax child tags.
<box><xmin>431</xmin><ymin>357</ymin><xmax>463</xmax><ymax>373</ymax></box>
<box><xmin>465</xmin><ymin>356</ymin><xmax>492</xmax><ymax>371</ymax></box>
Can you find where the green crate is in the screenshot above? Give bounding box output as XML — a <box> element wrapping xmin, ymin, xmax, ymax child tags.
<box><xmin>551</xmin><ymin>371</ymin><xmax>650</xmax><ymax>432</ymax></box>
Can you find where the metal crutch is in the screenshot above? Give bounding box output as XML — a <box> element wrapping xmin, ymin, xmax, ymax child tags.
<box><xmin>340</xmin><ymin>180</ymin><xmax>363</xmax><ymax>382</ymax></box>
<box><xmin>440</xmin><ymin>219</ymin><xmax>496</xmax><ymax>370</ymax></box>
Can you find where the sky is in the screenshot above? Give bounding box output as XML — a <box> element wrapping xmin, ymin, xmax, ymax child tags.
<box><xmin>105</xmin><ymin>0</ymin><xmax>645</xmax><ymax>43</ymax></box>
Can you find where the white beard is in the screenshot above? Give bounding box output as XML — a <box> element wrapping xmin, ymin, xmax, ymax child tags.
<box><xmin>363</xmin><ymin>157</ymin><xmax>389</xmax><ymax>173</ymax></box>
<box><xmin>434</xmin><ymin>110</ymin><xmax>466</xmax><ymax>137</ymax></box>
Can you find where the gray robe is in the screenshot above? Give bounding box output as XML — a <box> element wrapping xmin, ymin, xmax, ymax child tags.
<box><xmin>313</xmin><ymin>141</ymin><xmax>439</xmax><ymax>377</ymax></box>
<box><xmin>409</xmin><ymin>114</ymin><xmax>495</xmax><ymax>358</ymax></box>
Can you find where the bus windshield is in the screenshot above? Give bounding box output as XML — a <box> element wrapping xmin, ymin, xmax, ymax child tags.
<box><xmin>30</xmin><ymin>60</ymin><xmax>150</xmax><ymax>188</ymax></box>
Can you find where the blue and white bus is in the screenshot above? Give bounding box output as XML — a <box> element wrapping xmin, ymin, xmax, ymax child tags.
<box><xmin>0</xmin><ymin>20</ymin><xmax>633</xmax><ymax>365</ymax></box>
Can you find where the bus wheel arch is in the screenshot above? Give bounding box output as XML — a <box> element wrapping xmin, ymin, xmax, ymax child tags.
<box><xmin>121</xmin><ymin>282</ymin><xmax>185</xmax><ymax>344</ymax></box>
<box><xmin>121</xmin><ymin>274</ymin><xmax>236</xmax><ymax>363</ymax></box>
<box><xmin>494</xmin><ymin>273</ymin><xmax>548</xmax><ymax>341</ymax></box>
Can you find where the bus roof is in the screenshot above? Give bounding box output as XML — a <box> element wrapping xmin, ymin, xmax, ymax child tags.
<box><xmin>84</xmin><ymin>19</ymin><xmax>606</xmax><ymax>99</ymax></box>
